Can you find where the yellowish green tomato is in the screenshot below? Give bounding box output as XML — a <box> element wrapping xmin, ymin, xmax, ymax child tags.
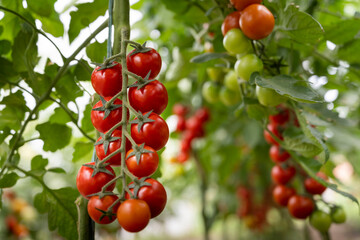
<box><xmin>310</xmin><ymin>210</ymin><xmax>332</xmax><ymax>233</ymax></box>
<box><xmin>256</xmin><ymin>85</ymin><xmax>286</xmax><ymax>107</ymax></box>
<box><xmin>219</xmin><ymin>87</ymin><xmax>241</xmax><ymax>106</ymax></box>
<box><xmin>331</xmin><ymin>207</ymin><xmax>346</xmax><ymax>224</ymax></box>
<box><xmin>224</xmin><ymin>70</ymin><xmax>240</xmax><ymax>92</ymax></box>
<box><xmin>202</xmin><ymin>81</ymin><xmax>220</xmax><ymax>103</ymax></box>
<box><xmin>223</xmin><ymin>28</ymin><xmax>251</xmax><ymax>55</ymax></box>
<box><xmin>235</xmin><ymin>54</ymin><xmax>263</xmax><ymax>81</ymax></box>
<box><xmin>206</xmin><ymin>67</ymin><xmax>225</xmax><ymax>82</ymax></box>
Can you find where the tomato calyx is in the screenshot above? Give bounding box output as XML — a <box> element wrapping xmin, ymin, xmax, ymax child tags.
<box><xmin>96</xmin><ymin>207</ymin><xmax>118</xmax><ymax>222</ymax></box>
<box><xmin>128</xmin><ymin>71</ymin><xmax>156</xmax><ymax>90</ymax></box>
<box><xmin>93</xmin><ymin>59</ymin><xmax>119</xmax><ymax>71</ymax></box>
<box><xmin>130</xmin><ymin>111</ymin><xmax>155</xmax><ymax>132</ymax></box>
<box><xmin>128</xmin><ymin>177</ymin><xmax>152</xmax><ymax>197</ymax></box>
<box><xmin>92</xmin><ymin>96</ymin><xmax>123</xmax><ymax>120</ymax></box>
<box><xmin>94</xmin><ymin>132</ymin><xmax>122</xmax><ymax>155</ymax></box>
<box><xmin>83</xmin><ymin>161</ymin><xmax>114</xmax><ymax>177</ymax></box>
<box><xmin>128</xmin><ymin>41</ymin><xmax>152</xmax><ymax>56</ymax></box>
<box><xmin>127</xmin><ymin>143</ymin><xmax>154</xmax><ymax>164</ymax></box>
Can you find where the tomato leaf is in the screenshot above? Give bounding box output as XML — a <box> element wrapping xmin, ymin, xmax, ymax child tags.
<box><xmin>324</xmin><ymin>19</ymin><xmax>360</xmax><ymax>45</ymax></box>
<box><xmin>73</xmin><ymin>142</ymin><xmax>94</xmax><ymax>162</ymax></box>
<box><xmin>86</xmin><ymin>40</ymin><xmax>107</xmax><ymax>64</ymax></box>
<box><xmin>31</xmin><ymin>155</ymin><xmax>48</xmax><ymax>171</ymax></box>
<box><xmin>283</xmin><ymin>136</ymin><xmax>323</xmax><ymax>158</ymax></box>
<box><xmin>47</xmin><ymin>167</ymin><xmax>66</xmax><ymax>174</ymax></box>
<box><xmin>190</xmin><ymin>53</ymin><xmax>231</xmax><ymax>63</ymax></box>
<box><xmin>36</xmin><ymin>123</ymin><xmax>72</xmax><ymax>152</ymax></box>
<box><xmin>0</xmin><ymin>172</ymin><xmax>19</xmax><ymax>188</ymax></box>
<box><xmin>49</xmin><ymin>107</ymin><xmax>74</xmax><ymax>125</ymax></box>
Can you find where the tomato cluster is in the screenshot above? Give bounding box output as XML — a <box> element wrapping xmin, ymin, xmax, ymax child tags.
<box><xmin>76</xmin><ymin>45</ymin><xmax>168</xmax><ymax>232</ymax></box>
<box><xmin>266</xmin><ymin>105</ymin><xmax>346</xmax><ymax>232</ymax></box>
<box><xmin>172</xmin><ymin>104</ymin><xmax>210</xmax><ymax>163</ymax></box>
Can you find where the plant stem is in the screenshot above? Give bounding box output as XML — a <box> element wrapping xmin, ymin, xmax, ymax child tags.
<box><xmin>107</xmin><ymin>0</ymin><xmax>114</xmax><ymax>58</ymax></box>
<box><xmin>76</xmin><ymin>197</ymin><xmax>95</xmax><ymax>240</ymax></box>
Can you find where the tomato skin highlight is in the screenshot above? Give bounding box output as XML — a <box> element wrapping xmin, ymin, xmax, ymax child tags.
<box><xmin>273</xmin><ymin>185</ymin><xmax>296</xmax><ymax>206</ymax></box>
<box><xmin>230</xmin><ymin>0</ymin><xmax>262</xmax><ymax>11</ymax></box>
<box><xmin>269</xmin><ymin>145</ymin><xmax>290</xmax><ymax>163</ymax></box>
<box><xmin>125</xmin><ymin>145</ymin><xmax>159</xmax><ymax>178</ymax></box>
<box><xmin>95</xmin><ymin>129</ymin><xmax>131</xmax><ymax>166</ymax></box>
<box><xmin>126</xmin><ymin>178</ymin><xmax>167</xmax><ymax>218</ymax></box>
<box><xmin>221</xmin><ymin>11</ymin><xmax>241</xmax><ymax>36</ymax></box>
<box><xmin>271</xmin><ymin>165</ymin><xmax>296</xmax><ymax>185</ymax></box>
<box><xmin>128</xmin><ymin>80</ymin><xmax>168</xmax><ymax>115</ymax></box>
<box><xmin>91</xmin><ymin>97</ymin><xmax>128</xmax><ymax>133</ymax></box>
<box><xmin>127</xmin><ymin>48</ymin><xmax>162</xmax><ymax>80</ymax></box>
<box><xmin>87</xmin><ymin>195</ymin><xmax>120</xmax><ymax>224</ymax></box>
<box><xmin>304</xmin><ymin>172</ymin><xmax>328</xmax><ymax>195</ymax></box>
<box><xmin>91</xmin><ymin>62</ymin><xmax>123</xmax><ymax>97</ymax></box>
<box><xmin>117</xmin><ymin>199</ymin><xmax>151</xmax><ymax>232</ymax></box>
<box><xmin>131</xmin><ymin>112</ymin><xmax>169</xmax><ymax>151</ymax></box>
<box><xmin>76</xmin><ymin>162</ymin><xmax>116</xmax><ymax>199</ymax></box>
<box><xmin>287</xmin><ymin>195</ymin><xmax>314</xmax><ymax>219</ymax></box>
<box><xmin>240</xmin><ymin>4</ymin><xmax>275</xmax><ymax>40</ymax></box>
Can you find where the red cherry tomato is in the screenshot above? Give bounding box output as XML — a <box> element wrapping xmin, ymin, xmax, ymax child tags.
<box><xmin>127</xmin><ymin>48</ymin><xmax>162</xmax><ymax>80</ymax></box>
<box><xmin>129</xmin><ymin>80</ymin><xmax>168</xmax><ymax>115</ymax></box>
<box><xmin>95</xmin><ymin>129</ymin><xmax>131</xmax><ymax>166</ymax></box>
<box><xmin>264</xmin><ymin>123</ymin><xmax>283</xmax><ymax>145</ymax></box>
<box><xmin>172</xmin><ymin>104</ymin><xmax>188</xmax><ymax>116</ymax></box>
<box><xmin>177</xmin><ymin>150</ymin><xmax>190</xmax><ymax>163</ymax></box>
<box><xmin>76</xmin><ymin>162</ymin><xmax>116</xmax><ymax>199</ymax></box>
<box><xmin>273</xmin><ymin>185</ymin><xmax>296</xmax><ymax>207</ymax></box>
<box><xmin>176</xmin><ymin>116</ymin><xmax>186</xmax><ymax>133</ymax></box>
<box><xmin>269</xmin><ymin>145</ymin><xmax>290</xmax><ymax>163</ymax></box>
<box><xmin>131</xmin><ymin>112</ymin><xmax>169</xmax><ymax>151</ymax></box>
<box><xmin>186</xmin><ymin>116</ymin><xmax>205</xmax><ymax>138</ymax></box>
<box><xmin>230</xmin><ymin>0</ymin><xmax>262</xmax><ymax>11</ymax></box>
<box><xmin>125</xmin><ymin>145</ymin><xmax>159</xmax><ymax>178</ymax></box>
<box><xmin>126</xmin><ymin>178</ymin><xmax>167</xmax><ymax>218</ymax></box>
<box><xmin>87</xmin><ymin>195</ymin><xmax>120</xmax><ymax>224</ymax></box>
<box><xmin>287</xmin><ymin>195</ymin><xmax>314</xmax><ymax>219</ymax></box>
<box><xmin>304</xmin><ymin>172</ymin><xmax>328</xmax><ymax>195</ymax></box>
<box><xmin>221</xmin><ymin>11</ymin><xmax>241</xmax><ymax>36</ymax></box>
<box><xmin>91</xmin><ymin>97</ymin><xmax>128</xmax><ymax>133</ymax></box>
<box><xmin>195</xmin><ymin>107</ymin><xmax>210</xmax><ymax>123</ymax></box>
<box><xmin>117</xmin><ymin>199</ymin><xmax>150</xmax><ymax>232</ymax></box>
<box><xmin>240</xmin><ymin>4</ymin><xmax>275</xmax><ymax>40</ymax></box>
<box><xmin>269</xmin><ymin>105</ymin><xmax>290</xmax><ymax>125</ymax></box>
<box><xmin>271</xmin><ymin>165</ymin><xmax>296</xmax><ymax>185</ymax></box>
<box><xmin>91</xmin><ymin>62</ymin><xmax>122</xmax><ymax>97</ymax></box>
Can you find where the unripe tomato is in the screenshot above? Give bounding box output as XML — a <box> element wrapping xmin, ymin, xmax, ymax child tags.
<box><xmin>273</xmin><ymin>185</ymin><xmax>296</xmax><ymax>207</ymax></box>
<box><xmin>219</xmin><ymin>87</ymin><xmax>241</xmax><ymax>106</ymax></box>
<box><xmin>331</xmin><ymin>207</ymin><xmax>346</xmax><ymax>224</ymax></box>
<box><xmin>304</xmin><ymin>172</ymin><xmax>328</xmax><ymax>195</ymax></box>
<box><xmin>230</xmin><ymin>0</ymin><xmax>262</xmax><ymax>11</ymax></box>
<box><xmin>221</xmin><ymin>11</ymin><xmax>241</xmax><ymax>36</ymax></box>
<box><xmin>87</xmin><ymin>195</ymin><xmax>120</xmax><ymax>224</ymax></box>
<box><xmin>310</xmin><ymin>210</ymin><xmax>332</xmax><ymax>232</ymax></box>
<box><xmin>269</xmin><ymin>145</ymin><xmax>290</xmax><ymax>163</ymax></box>
<box><xmin>207</xmin><ymin>67</ymin><xmax>225</xmax><ymax>82</ymax></box>
<box><xmin>240</xmin><ymin>4</ymin><xmax>275</xmax><ymax>40</ymax></box>
<box><xmin>127</xmin><ymin>48</ymin><xmax>162</xmax><ymax>80</ymax></box>
<box><xmin>287</xmin><ymin>195</ymin><xmax>314</xmax><ymax>219</ymax></box>
<box><xmin>271</xmin><ymin>165</ymin><xmax>296</xmax><ymax>185</ymax></box>
<box><xmin>224</xmin><ymin>70</ymin><xmax>240</xmax><ymax>92</ymax></box>
<box><xmin>117</xmin><ymin>199</ymin><xmax>150</xmax><ymax>232</ymax></box>
<box><xmin>235</xmin><ymin>54</ymin><xmax>263</xmax><ymax>81</ymax></box>
<box><xmin>223</xmin><ymin>29</ymin><xmax>251</xmax><ymax>55</ymax></box>
<box><xmin>91</xmin><ymin>62</ymin><xmax>122</xmax><ymax>97</ymax></box>
<box><xmin>202</xmin><ymin>81</ymin><xmax>220</xmax><ymax>103</ymax></box>
<box><xmin>256</xmin><ymin>86</ymin><xmax>286</xmax><ymax>107</ymax></box>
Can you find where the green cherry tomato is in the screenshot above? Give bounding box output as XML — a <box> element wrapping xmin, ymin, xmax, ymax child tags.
<box><xmin>331</xmin><ymin>207</ymin><xmax>346</xmax><ymax>224</ymax></box>
<box><xmin>219</xmin><ymin>87</ymin><xmax>241</xmax><ymax>106</ymax></box>
<box><xmin>224</xmin><ymin>70</ymin><xmax>240</xmax><ymax>92</ymax></box>
<box><xmin>223</xmin><ymin>29</ymin><xmax>251</xmax><ymax>55</ymax></box>
<box><xmin>235</xmin><ymin>54</ymin><xmax>263</xmax><ymax>81</ymax></box>
<box><xmin>310</xmin><ymin>210</ymin><xmax>332</xmax><ymax>233</ymax></box>
<box><xmin>256</xmin><ymin>86</ymin><xmax>286</xmax><ymax>107</ymax></box>
<box><xmin>202</xmin><ymin>81</ymin><xmax>220</xmax><ymax>103</ymax></box>
<box><xmin>207</xmin><ymin>67</ymin><xmax>225</xmax><ymax>82</ymax></box>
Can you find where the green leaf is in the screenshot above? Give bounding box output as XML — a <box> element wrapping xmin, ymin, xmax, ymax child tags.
<box><xmin>49</xmin><ymin>107</ymin><xmax>74</xmax><ymax>125</ymax></box>
<box><xmin>0</xmin><ymin>40</ymin><xmax>11</xmax><ymax>55</ymax></box>
<box><xmin>86</xmin><ymin>40</ymin><xmax>107</xmax><ymax>64</ymax></box>
<box><xmin>34</xmin><ymin>188</ymin><xmax>78</xmax><ymax>240</ymax></box>
<box><xmin>324</xmin><ymin>19</ymin><xmax>360</xmax><ymax>45</ymax></box>
<box><xmin>47</xmin><ymin>167</ymin><xmax>66</xmax><ymax>174</ymax></box>
<box><xmin>68</xmin><ymin>0</ymin><xmax>108</xmax><ymax>42</ymax></box>
<box><xmin>31</xmin><ymin>155</ymin><xmax>48</xmax><ymax>170</ymax></box>
<box><xmin>0</xmin><ymin>91</ymin><xmax>29</xmax><ymax>131</ymax></box>
<box><xmin>81</xmin><ymin>103</ymin><xmax>95</xmax><ymax>133</ymax></box>
<box><xmin>27</xmin><ymin>0</ymin><xmax>53</xmax><ymax>17</ymax></box>
<box><xmin>0</xmin><ymin>57</ymin><xmax>17</xmax><ymax>86</ymax></box>
<box><xmin>0</xmin><ymin>172</ymin><xmax>19</xmax><ymax>188</ymax></box>
<box><xmin>283</xmin><ymin>136</ymin><xmax>322</xmax><ymax>158</ymax></box>
<box><xmin>72</xmin><ymin>142</ymin><xmax>93</xmax><ymax>162</ymax></box>
<box><xmin>246</xmin><ymin>104</ymin><xmax>267</xmax><ymax>121</ymax></box>
<box><xmin>337</xmin><ymin>39</ymin><xmax>360</xmax><ymax>64</ymax></box>
<box><xmin>254</xmin><ymin>73</ymin><xmax>323</xmax><ymax>103</ymax></box>
<box><xmin>55</xmin><ymin>72</ymin><xmax>83</xmax><ymax>104</ymax></box>
<box><xmin>280</xmin><ymin>5</ymin><xmax>324</xmax><ymax>44</ymax></box>
<box><xmin>190</xmin><ymin>53</ymin><xmax>231</xmax><ymax>63</ymax></box>
<box><xmin>73</xmin><ymin>59</ymin><xmax>91</xmax><ymax>81</ymax></box>
<box><xmin>36</xmin><ymin>123</ymin><xmax>72</xmax><ymax>152</ymax></box>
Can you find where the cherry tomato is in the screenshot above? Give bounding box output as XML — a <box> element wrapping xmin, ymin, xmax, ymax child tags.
<box><xmin>172</xmin><ymin>104</ymin><xmax>188</xmax><ymax>116</ymax></box>
<box><xmin>269</xmin><ymin>145</ymin><xmax>290</xmax><ymax>163</ymax></box>
<box><xmin>207</xmin><ymin>67</ymin><xmax>225</xmax><ymax>82</ymax></box>
<box><xmin>202</xmin><ymin>81</ymin><xmax>220</xmax><ymax>103</ymax></box>
<box><xmin>131</xmin><ymin>112</ymin><xmax>169</xmax><ymax>151</ymax></box>
<box><xmin>76</xmin><ymin>162</ymin><xmax>116</xmax><ymax>199</ymax></box>
<box><xmin>287</xmin><ymin>195</ymin><xmax>314</xmax><ymax>219</ymax></box>
<box><xmin>224</xmin><ymin>70</ymin><xmax>240</xmax><ymax>92</ymax></box>
<box><xmin>264</xmin><ymin>122</ymin><xmax>283</xmax><ymax>145</ymax></box>
<box><xmin>91</xmin><ymin>62</ymin><xmax>122</xmax><ymax>97</ymax></box>
<box><xmin>230</xmin><ymin>0</ymin><xmax>262</xmax><ymax>11</ymax></box>
<box><xmin>310</xmin><ymin>210</ymin><xmax>332</xmax><ymax>232</ymax></box>
<box><xmin>127</xmin><ymin>48</ymin><xmax>162</xmax><ymax>80</ymax></box>
<box><xmin>91</xmin><ymin>97</ymin><xmax>128</xmax><ymax>133</ymax></box>
<box><xmin>304</xmin><ymin>172</ymin><xmax>328</xmax><ymax>195</ymax></box>
<box><xmin>271</xmin><ymin>165</ymin><xmax>296</xmax><ymax>185</ymax></box>
<box><xmin>87</xmin><ymin>195</ymin><xmax>120</xmax><ymax>224</ymax></box>
<box><xmin>269</xmin><ymin>105</ymin><xmax>290</xmax><ymax>125</ymax></box>
<box><xmin>117</xmin><ymin>199</ymin><xmax>150</xmax><ymax>232</ymax></box>
<box><xmin>240</xmin><ymin>4</ymin><xmax>275</xmax><ymax>40</ymax></box>
<box><xmin>128</xmin><ymin>80</ymin><xmax>168</xmax><ymax>115</ymax></box>
<box><xmin>177</xmin><ymin>150</ymin><xmax>190</xmax><ymax>163</ymax></box>
<box><xmin>331</xmin><ymin>207</ymin><xmax>346</xmax><ymax>223</ymax></box>
<box><xmin>176</xmin><ymin>116</ymin><xmax>186</xmax><ymax>132</ymax></box>
<box><xmin>125</xmin><ymin>145</ymin><xmax>159</xmax><ymax>178</ymax></box>
<box><xmin>219</xmin><ymin>87</ymin><xmax>242</xmax><ymax>106</ymax></box>
<box><xmin>223</xmin><ymin>28</ymin><xmax>251</xmax><ymax>55</ymax></box>
<box><xmin>195</xmin><ymin>107</ymin><xmax>210</xmax><ymax>123</ymax></box>
<box><xmin>272</xmin><ymin>185</ymin><xmax>296</xmax><ymax>207</ymax></box>
<box><xmin>235</xmin><ymin>54</ymin><xmax>263</xmax><ymax>81</ymax></box>
<box><xmin>126</xmin><ymin>178</ymin><xmax>167</xmax><ymax>218</ymax></box>
<box><xmin>186</xmin><ymin>116</ymin><xmax>205</xmax><ymax>138</ymax></box>
<box><xmin>256</xmin><ymin>86</ymin><xmax>286</xmax><ymax>107</ymax></box>
<box><xmin>95</xmin><ymin>129</ymin><xmax>131</xmax><ymax>166</ymax></box>
<box><xmin>221</xmin><ymin>11</ymin><xmax>241</xmax><ymax>36</ymax></box>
